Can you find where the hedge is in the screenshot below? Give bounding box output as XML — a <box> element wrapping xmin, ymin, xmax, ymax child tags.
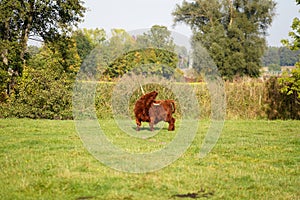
<box><xmin>3</xmin><ymin>78</ymin><xmax>295</xmax><ymax>120</ymax></box>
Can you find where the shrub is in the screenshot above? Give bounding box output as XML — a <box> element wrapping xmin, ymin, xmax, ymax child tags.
<box><xmin>0</xmin><ymin>66</ymin><xmax>73</xmax><ymax>119</ymax></box>
<box><xmin>265</xmin><ymin>76</ymin><xmax>300</xmax><ymax>120</ymax></box>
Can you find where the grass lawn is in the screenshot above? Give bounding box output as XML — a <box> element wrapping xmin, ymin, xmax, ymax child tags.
<box><xmin>0</xmin><ymin>119</ymin><xmax>299</xmax><ymax>199</ymax></box>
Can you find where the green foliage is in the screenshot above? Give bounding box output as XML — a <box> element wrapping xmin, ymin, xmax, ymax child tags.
<box><xmin>76</xmin><ymin>28</ymin><xmax>138</xmax><ymax>78</ymax></box>
<box><xmin>136</xmin><ymin>25</ymin><xmax>176</xmax><ymax>50</ymax></box>
<box><xmin>109</xmin><ymin>29</ymin><xmax>137</xmax><ymax>55</ymax></box>
<box><xmin>2</xmin><ymin>67</ymin><xmax>73</xmax><ymax>119</ymax></box>
<box><xmin>0</xmin><ymin>40</ymin><xmax>23</xmax><ymax>73</ymax></box>
<box><xmin>281</xmin><ymin>17</ymin><xmax>300</xmax><ymax>50</ymax></box>
<box><xmin>0</xmin><ymin>40</ymin><xmax>23</xmax><ymax>100</ymax></box>
<box><xmin>73</xmin><ymin>28</ymin><xmax>106</xmax><ymax>60</ymax></box>
<box><xmin>0</xmin><ymin>39</ymin><xmax>81</xmax><ymax>119</ymax></box>
<box><xmin>0</xmin><ymin>0</ymin><xmax>86</xmax><ymax>61</ymax></box>
<box><xmin>0</xmin><ymin>0</ymin><xmax>86</xmax><ymax>98</ymax></box>
<box><xmin>279</xmin><ymin>47</ymin><xmax>300</xmax><ymax>66</ymax></box>
<box><xmin>268</xmin><ymin>63</ymin><xmax>281</xmax><ymax>72</ymax></box>
<box><xmin>265</xmin><ymin>77</ymin><xmax>300</xmax><ymax>120</ymax></box>
<box><xmin>0</xmin><ymin>68</ymin><xmax>9</xmax><ymax>102</ymax></box>
<box><xmin>104</xmin><ymin>48</ymin><xmax>179</xmax><ymax>79</ymax></box>
<box><xmin>0</xmin><ymin>0</ymin><xmax>86</xmax><ymax>41</ymax></box>
<box><xmin>282</xmin><ymin>0</ymin><xmax>300</xmax><ymax>50</ymax></box>
<box><xmin>80</xmin><ymin>26</ymin><xmax>181</xmax><ymax>80</ymax></box>
<box><xmin>280</xmin><ymin>65</ymin><xmax>300</xmax><ymax>98</ymax></box>
<box><xmin>28</xmin><ymin>38</ymin><xmax>81</xmax><ymax>78</ymax></box>
<box><xmin>262</xmin><ymin>46</ymin><xmax>280</xmax><ymax>67</ymax></box>
<box><xmin>0</xmin><ymin>26</ymin><xmax>184</xmax><ymax>119</ymax></box>
<box><xmin>262</xmin><ymin>46</ymin><xmax>300</xmax><ymax>68</ymax></box>
<box><xmin>269</xmin><ymin>0</ymin><xmax>300</xmax><ymax>119</ymax></box>
<box><xmin>173</xmin><ymin>0</ymin><xmax>276</xmax><ymax>80</ymax></box>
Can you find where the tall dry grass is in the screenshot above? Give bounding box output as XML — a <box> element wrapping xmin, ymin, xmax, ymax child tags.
<box><xmin>95</xmin><ymin>79</ymin><xmax>267</xmax><ymax>120</ymax></box>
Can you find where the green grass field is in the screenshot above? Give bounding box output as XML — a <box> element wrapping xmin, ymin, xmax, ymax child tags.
<box><xmin>0</xmin><ymin>119</ymin><xmax>299</xmax><ymax>199</ymax></box>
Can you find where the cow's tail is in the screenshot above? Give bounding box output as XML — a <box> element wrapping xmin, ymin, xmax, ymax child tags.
<box><xmin>170</xmin><ymin>100</ymin><xmax>176</xmax><ymax>113</ymax></box>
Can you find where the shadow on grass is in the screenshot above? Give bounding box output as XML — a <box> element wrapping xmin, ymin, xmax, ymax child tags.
<box><xmin>131</xmin><ymin>126</ymin><xmax>163</xmax><ymax>131</ymax></box>
<box><xmin>171</xmin><ymin>188</ymin><xmax>214</xmax><ymax>199</ymax></box>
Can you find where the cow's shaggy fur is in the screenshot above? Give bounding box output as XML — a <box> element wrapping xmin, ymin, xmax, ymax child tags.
<box><xmin>134</xmin><ymin>91</ymin><xmax>176</xmax><ymax>131</ymax></box>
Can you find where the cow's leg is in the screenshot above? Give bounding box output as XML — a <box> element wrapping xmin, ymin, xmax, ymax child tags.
<box><xmin>136</xmin><ymin>118</ymin><xmax>142</xmax><ymax>131</ymax></box>
<box><xmin>165</xmin><ymin>114</ymin><xmax>172</xmax><ymax>130</ymax></box>
<box><xmin>149</xmin><ymin>117</ymin><xmax>155</xmax><ymax>131</ymax></box>
<box><xmin>149</xmin><ymin>123</ymin><xmax>154</xmax><ymax>131</ymax></box>
<box><xmin>167</xmin><ymin>117</ymin><xmax>175</xmax><ymax>131</ymax></box>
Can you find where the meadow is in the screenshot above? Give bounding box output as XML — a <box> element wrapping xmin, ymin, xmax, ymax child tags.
<box><xmin>0</xmin><ymin>118</ymin><xmax>299</xmax><ymax>199</ymax></box>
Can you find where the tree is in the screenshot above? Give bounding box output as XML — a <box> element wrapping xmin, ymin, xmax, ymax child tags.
<box><xmin>75</xmin><ymin>26</ymin><xmax>181</xmax><ymax>81</ymax></box>
<box><xmin>0</xmin><ymin>0</ymin><xmax>85</xmax><ymax>98</ymax></box>
<box><xmin>280</xmin><ymin>0</ymin><xmax>300</xmax><ymax>103</ymax></box>
<box><xmin>136</xmin><ymin>25</ymin><xmax>176</xmax><ymax>51</ymax></box>
<box><xmin>262</xmin><ymin>47</ymin><xmax>280</xmax><ymax>67</ymax></box>
<box><xmin>102</xmin><ymin>26</ymin><xmax>179</xmax><ymax>80</ymax></box>
<box><xmin>279</xmin><ymin>47</ymin><xmax>300</xmax><ymax>66</ymax></box>
<box><xmin>73</xmin><ymin>28</ymin><xmax>106</xmax><ymax>60</ymax></box>
<box><xmin>261</xmin><ymin>46</ymin><xmax>300</xmax><ymax>68</ymax></box>
<box><xmin>173</xmin><ymin>0</ymin><xmax>276</xmax><ymax>80</ymax></box>
<box><xmin>108</xmin><ymin>29</ymin><xmax>137</xmax><ymax>57</ymax></box>
<box><xmin>1</xmin><ymin>0</ymin><xmax>85</xmax><ymax>66</ymax></box>
<box><xmin>30</xmin><ymin>37</ymin><xmax>81</xmax><ymax>77</ymax></box>
<box><xmin>281</xmin><ymin>0</ymin><xmax>300</xmax><ymax>50</ymax></box>
<box><xmin>1</xmin><ymin>38</ymin><xmax>82</xmax><ymax>119</ymax></box>
<box><xmin>262</xmin><ymin>0</ymin><xmax>300</xmax><ymax>119</ymax></box>
<box><xmin>104</xmin><ymin>48</ymin><xmax>179</xmax><ymax>79</ymax></box>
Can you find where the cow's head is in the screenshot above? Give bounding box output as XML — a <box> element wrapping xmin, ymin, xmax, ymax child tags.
<box><xmin>142</xmin><ymin>91</ymin><xmax>158</xmax><ymax>106</ymax></box>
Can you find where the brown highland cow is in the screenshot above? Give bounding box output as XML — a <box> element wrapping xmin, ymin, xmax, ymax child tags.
<box><xmin>134</xmin><ymin>91</ymin><xmax>176</xmax><ymax>131</ymax></box>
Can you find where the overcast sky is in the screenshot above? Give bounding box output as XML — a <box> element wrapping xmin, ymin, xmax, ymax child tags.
<box><xmin>78</xmin><ymin>0</ymin><xmax>299</xmax><ymax>47</ymax></box>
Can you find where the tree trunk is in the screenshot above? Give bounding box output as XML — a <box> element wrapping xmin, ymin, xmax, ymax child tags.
<box><xmin>20</xmin><ymin>1</ymin><xmax>35</xmax><ymax>65</ymax></box>
<box><xmin>228</xmin><ymin>0</ymin><xmax>234</xmax><ymax>27</ymax></box>
<box><xmin>1</xmin><ymin>21</ymin><xmax>9</xmax><ymax>66</ymax></box>
<box><xmin>20</xmin><ymin>15</ymin><xmax>33</xmax><ymax>65</ymax></box>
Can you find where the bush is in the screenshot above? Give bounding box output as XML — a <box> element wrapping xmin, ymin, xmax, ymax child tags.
<box><xmin>265</xmin><ymin>76</ymin><xmax>300</xmax><ymax>120</ymax></box>
<box><xmin>0</xmin><ymin>66</ymin><xmax>73</xmax><ymax>119</ymax></box>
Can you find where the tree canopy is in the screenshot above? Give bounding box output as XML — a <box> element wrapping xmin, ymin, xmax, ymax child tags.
<box><xmin>173</xmin><ymin>0</ymin><xmax>276</xmax><ymax>80</ymax></box>
<box><xmin>0</xmin><ymin>0</ymin><xmax>86</xmax><ymax>98</ymax></box>
<box><xmin>262</xmin><ymin>46</ymin><xmax>300</xmax><ymax>69</ymax></box>
<box><xmin>281</xmin><ymin>0</ymin><xmax>300</xmax><ymax>50</ymax></box>
<box><xmin>102</xmin><ymin>26</ymin><xmax>180</xmax><ymax>80</ymax></box>
<box><xmin>0</xmin><ymin>0</ymin><xmax>86</xmax><ymax>72</ymax></box>
<box><xmin>280</xmin><ymin>0</ymin><xmax>300</xmax><ymax>101</ymax></box>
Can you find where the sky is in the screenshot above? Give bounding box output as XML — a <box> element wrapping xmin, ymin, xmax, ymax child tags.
<box><xmin>78</xmin><ymin>0</ymin><xmax>299</xmax><ymax>47</ymax></box>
